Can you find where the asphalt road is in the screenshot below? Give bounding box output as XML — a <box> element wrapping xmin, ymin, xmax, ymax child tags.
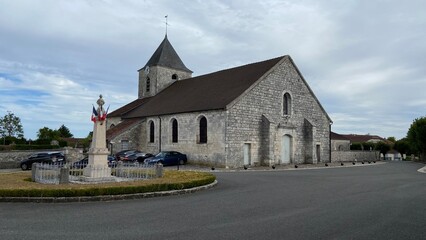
<box><xmin>0</xmin><ymin>161</ymin><xmax>425</xmax><ymax>240</ymax></box>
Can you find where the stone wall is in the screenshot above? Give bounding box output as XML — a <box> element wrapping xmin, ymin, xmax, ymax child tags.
<box><xmin>0</xmin><ymin>148</ymin><xmax>84</xmax><ymax>169</ymax></box>
<box><xmin>139</xmin><ymin>66</ymin><xmax>192</xmax><ymax>98</ymax></box>
<box><xmin>109</xmin><ymin>121</ymin><xmax>144</xmax><ymax>154</ymax></box>
<box><xmin>141</xmin><ymin>110</ymin><xmax>227</xmax><ymax>167</ymax></box>
<box><xmin>226</xmin><ymin>57</ymin><xmax>331</xmax><ymax>167</ymax></box>
<box><xmin>331</xmin><ymin>150</ymin><xmax>380</xmax><ymax>162</ymax></box>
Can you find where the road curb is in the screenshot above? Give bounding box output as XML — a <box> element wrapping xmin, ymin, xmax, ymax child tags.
<box><xmin>0</xmin><ymin>180</ymin><xmax>218</xmax><ymax>203</ymax></box>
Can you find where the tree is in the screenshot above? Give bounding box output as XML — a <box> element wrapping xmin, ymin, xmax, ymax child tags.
<box><xmin>0</xmin><ymin>111</ymin><xmax>24</xmax><ymax>138</ymax></box>
<box><xmin>375</xmin><ymin>141</ymin><xmax>391</xmax><ymax>155</ymax></box>
<box><xmin>387</xmin><ymin>137</ymin><xmax>396</xmax><ymax>143</ymax></box>
<box><xmin>37</xmin><ymin>127</ymin><xmax>60</xmax><ymax>141</ymax></box>
<box><xmin>394</xmin><ymin>138</ymin><xmax>411</xmax><ymax>155</ymax></box>
<box><xmin>57</xmin><ymin>124</ymin><xmax>73</xmax><ymax>138</ymax></box>
<box><xmin>407</xmin><ymin>116</ymin><xmax>426</xmax><ymax>161</ymax></box>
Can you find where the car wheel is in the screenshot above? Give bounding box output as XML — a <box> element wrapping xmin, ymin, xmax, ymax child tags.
<box><xmin>179</xmin><ymin>159</ymin><xmax>185</xmax><ymax>165</ymax></box>
<box><xmin>21</xmin><ymin>163</ymin><xmax>28</xmax><ymax>171</ymax></box>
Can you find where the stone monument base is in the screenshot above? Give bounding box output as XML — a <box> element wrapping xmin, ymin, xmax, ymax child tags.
<box><xmin>81</xmin><ymin>165</ymin><xmax>115</xmax><ymax>182</ymax></box>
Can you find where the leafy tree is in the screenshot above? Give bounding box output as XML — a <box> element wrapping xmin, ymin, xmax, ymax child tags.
<box><xmin>375</xmin><ymin>141</ymin><xmax>391</xmax><ymax>155</ymax></box>
<box><xmin>37</xmin><ymin>127</ymin><xmax>60</xmax><ymax>141</ymax></box>
<box><xmin>394</xmin><ymin>138</ymin><xmax>411</xmax><ymax>155</ymax></box>
<box><xmin>350</xmin><ymin>142</ymin><xmax>363</xmax><ymax>150</ymax></box>
<box><xmin>387</xmin><ymin>136</ymin><xmax>396</xmax><ymax>143</ymax></box>
<box><xmin>0</xmin><ymin>111</ymin><xmax>24</xmax><ymax>139</ymax></box>
<box><xmin>57</xmin><ymin>124</ymin><xmax>73</xmax><ymax>138</ymax></box>
<box><xmin>363</xmin><ymin>142</ymin><xmax>376</xmax><ymax>151</ymax></box>
<box><xmin>407</xmin><ymin>116</ymin><xmax>426</xmax><ymax>161</ymax></box>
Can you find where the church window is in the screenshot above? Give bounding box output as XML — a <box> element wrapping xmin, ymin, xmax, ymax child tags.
<box><xmin>283</xmin><ymin>92</ymin><xmax>292</xmax><ymax>116</ymax></box>
<box><xmin>121</xmin><ymin>140</ymin><xmax>129</xmax><ymax>151</ymax></box>
<box><xmin>149</xmin><ymin>121</ymin><xmax>155</xmax><ymax>143</ymax></box>
<box><xmin>172</xmin><ymin>119</ymin><xmax>178</xmax><ymax>143</ymax></box>
<box><xmin>146</xmin><ymin>77</ymin><xmax>151</xmax><ymax>92</ymax></box>
<box><xmin>172</xmin><ymin>74</ymin><xmax>178</xmax><ymax>80</ymax></box>
<box><xmin>199</xmin><ymin>116</ymin><xmax>207</xmax><ymax>144</ymax></box>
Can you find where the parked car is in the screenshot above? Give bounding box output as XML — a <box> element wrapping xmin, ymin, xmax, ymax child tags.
<box><xmin>115</xmin><ymin>150</ymin><xmax>141</xmax><ymax>161</ymax></box>
<box><xmin>144</xmin><ymin>151</ymin><xmax>187</xmax><ymax>166</ymax></box>
<box><xmin>124</xmin><ymin>152</ymin><xmax>154</xmax><ymax>163</ymax></box>
<box><xmin>72</xmin><ymin>156</ymin><xmax>117</xmax><ymax>169</ymax></box>
<box><xmin>20</xmin><ymin>152</ymin><xmax>65</xmax><ymax>170</ymax></box>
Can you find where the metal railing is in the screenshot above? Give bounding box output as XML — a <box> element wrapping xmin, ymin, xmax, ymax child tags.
<box><xmin>33</xmin><ymin>163</ymin><xmax>61</xmax><ymax>184</ymax></box>
<box><xmin>33</xmin><ymin>162</ymin><xmax>161</xmax><ymax>184</ymax></box>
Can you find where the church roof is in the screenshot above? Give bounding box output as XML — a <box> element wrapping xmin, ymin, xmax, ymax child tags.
<box><xmin>331</xmin><ymin>132</ymin><xmax>350</xmax><ymax>141</ymax></box>
<box><xmin>106</xmin><ymin>119</ymin><xmax>141</xmax><ymax>140</ymax></box>
<box><xmin>124</xmin><ymin>56</ymin><xmax>284</xmax><ymax>118</ymax></box>
<box><xmin>342</xmin><ymin>134</ymin><xmax>386</xmax><ymax>143</ymax></box>
<box><xmin>140</xmin><ymin>35</ymin><xmax>192</xmax><ymax>73</ymax></box>
<box><xmin>108</xmin><ymin>97</ymin><xmax>152</xmax><ymax>118</ymax></box>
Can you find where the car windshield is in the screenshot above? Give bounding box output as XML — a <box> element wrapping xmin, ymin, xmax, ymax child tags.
<box><xmin>155</xmin><ymin>152</ymin><xmax>167</xmax><ymax>158</ymax></box>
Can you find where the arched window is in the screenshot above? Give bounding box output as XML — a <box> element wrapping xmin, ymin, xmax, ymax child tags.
<box><xmin>149</xmin><ymin>121</ymin><xmax>154</xmax><ymax>143</ymax></box>
<box><xmin>146</xmin><ymin>77</ymin><xmax>151</xmax><ymax>92</ymax></box>
<box><xmin>172</xmin><ymin>119</ymin><xmax>178</xmax><ymax>143</ymax></box>
<box><xmin>283</xmin><ymin>92</ymin><xmax>292</xmax><ymax>115</ymax></box>
<box><xmin>172</xmin><ymin>74</ymin><xmax>178</xmax><ymax>80</ymax></box>
<box><xmin>199</xmin><ymin>116</ymin><xmax>207</xmax><ymax>144</ymax></box>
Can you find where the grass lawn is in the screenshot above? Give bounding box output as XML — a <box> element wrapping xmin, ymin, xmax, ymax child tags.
<box><xmin>0</xmin><ymin>170</ymin><xmax>216</xmax><ymax>198</ymax></box>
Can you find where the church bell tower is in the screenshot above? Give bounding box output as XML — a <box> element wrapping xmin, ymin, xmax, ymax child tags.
<box><xmin>138</xmin><ymin>35</ymin><xmax>192</xmax><ymax>99</ymax></box>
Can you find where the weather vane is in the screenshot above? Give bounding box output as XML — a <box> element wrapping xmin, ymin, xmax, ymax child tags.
<box><xmin>165</xmin><ymin>15</ymin><xmax>169</xmax><ymax>35</ymax></box>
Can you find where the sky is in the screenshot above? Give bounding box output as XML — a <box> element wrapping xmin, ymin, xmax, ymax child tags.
<box><xmin>0</xmin><ymin>0</ymin><xmax>425</xmax><ymax>140</ymax></box>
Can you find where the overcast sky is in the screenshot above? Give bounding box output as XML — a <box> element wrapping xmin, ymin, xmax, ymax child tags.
<box><xmin>0</xmin><ymin>0</ymin><xmax>425</xmax><ymax>140</ymax></box>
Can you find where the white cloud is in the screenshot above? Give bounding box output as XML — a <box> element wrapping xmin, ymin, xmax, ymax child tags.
<box><xmin>0</xmin><ymin>0</ymin><xmax>425</xmax><ymax>140</ymax></box>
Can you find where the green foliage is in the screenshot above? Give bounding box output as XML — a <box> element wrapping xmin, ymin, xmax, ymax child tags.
<box><xmin>37</xmin><ymin>127</ymin><xmax>60</xmax><ymax>141</ymax></box>
<box><xmin>375</xmin><ymin>141</ymin><xmax>391</xmax><ymax>155</ymax></box>
<box><xmin>350</xmin><ymin>142</ymin><xmax>363</xmax><ymax>150</ymax></box>
<box><xmin>387</xmin><ymin>136</ymin><xmax>396</xmax><ymax>143</ymax></box>
<box><xmin>407</xmin><ymin>116</ymin><xmax>426</xmax><ymax>160</ymax></box>
<box><xmin>362</xmin><ymin>142</ymin><xmax>376</xmax><ymax>151</ymax></box>
<box><xmin>0</xmin><ymin>111</ymin><xmax>24</xmax><ymax>139</ymax></box>
<box><xmin>350</xmin><ymin>141</ymin><xmax>392</xmax><ymax>154</ymax></box>
<box><xmin>394</xmin><ymin>138</ymin><xmax>411</xmax><ymax>155</ymax></box>
<box><xmin>58</xmin><ymin>124</ymin><xmax>73</xmax><ymax>138</ymax></box>
<box><xmin>36</xmin><ymin>125</ymin><xmax>73</xmax><ymax>146</ymax></box>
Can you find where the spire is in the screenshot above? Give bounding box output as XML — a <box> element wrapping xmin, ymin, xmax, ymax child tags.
<box><xmin>141</xmin><ymin>35</ymin><xmax>192</xmax><ymax>73</ymax></box>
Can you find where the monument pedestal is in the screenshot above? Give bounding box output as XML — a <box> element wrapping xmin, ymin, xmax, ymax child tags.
<box><xmin>81</xmin><ymin>100</ymin><xmax>115</xmax><ymax>182</ymax></box>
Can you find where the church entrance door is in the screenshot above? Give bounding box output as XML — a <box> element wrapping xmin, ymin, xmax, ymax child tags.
<box><xmin>243</xmin><ymin>143</ymin><xmax>251</xmax><ymax>166</ymax></box>
<box><xmin>281</xmin><ymin>135</ymin><xmax>292</xmax><ymax>164</ymax></box>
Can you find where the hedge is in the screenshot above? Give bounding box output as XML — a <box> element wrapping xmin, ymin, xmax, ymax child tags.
<box><xmin>0</xmin><ymin>173</ymin><xmax>216</xmax><ymax>198</ymax></box>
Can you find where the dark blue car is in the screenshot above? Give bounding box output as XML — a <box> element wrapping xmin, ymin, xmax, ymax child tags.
<box><xmin>144</xmin><ymin>151</ymin><xmax>187</xmax><ymax>166</ymax></box>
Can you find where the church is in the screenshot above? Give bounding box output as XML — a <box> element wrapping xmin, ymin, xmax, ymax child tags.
<box><xmin>106</xmin><ymin>35</ymin><xmax>332</xmax><ymax>168</ymax></box>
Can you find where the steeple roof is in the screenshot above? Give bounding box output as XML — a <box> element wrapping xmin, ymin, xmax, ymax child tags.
<box><xmin>140</xmin><ymin>35</ymin><xmax>192</xmax><ymax>73</ymax></box>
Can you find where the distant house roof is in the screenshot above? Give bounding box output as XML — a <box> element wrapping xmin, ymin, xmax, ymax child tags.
<box><xmin>108</xmin><ymin>97</ymin><xmax>152</xmax><ymax>118</ymax></box>
<box><xmin>124</xmin><ymin>56</ymin><xmax>284</xmax><ymax>118</ymax></box>
<box><xmin>331</xmin><ymin>132</ymin><xmax>350</xmax><ymax>141</ymax></box>
<box><xmin>342</xmin><ymin>134</ymin><xmax>386</xmax><ymax>143</ymax></box>
<box><xmin>106</xmin><ymin>119</ymin><xmax>141</xmax><ymax>140</ymax></box>
<box><xmin>139</xmin><ymin>35</ymin><xmax>192</xmax><ymax>73</ymax></box>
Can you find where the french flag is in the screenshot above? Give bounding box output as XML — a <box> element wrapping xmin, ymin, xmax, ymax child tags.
<box><xmin>91</xmin><ymin>106</ymin><xmax>98</xmax><ymax>122</ymax></box>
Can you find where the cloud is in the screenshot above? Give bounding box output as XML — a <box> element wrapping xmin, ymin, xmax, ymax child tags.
<box><xmin>0</xmin><ymin>0</ymin><xmax>425</xmax><ymax>141</ymax></box>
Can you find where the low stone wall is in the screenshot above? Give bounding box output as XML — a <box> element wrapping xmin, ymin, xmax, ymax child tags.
<box><xmin>331</xmin><ymin>150</ymin><xmax>379</xmax><ymax>162</ymax></box>
<box><xmin>0</xmin><ymin>148</ymin><xmax>84</xmax><ymax>169</ymax></box>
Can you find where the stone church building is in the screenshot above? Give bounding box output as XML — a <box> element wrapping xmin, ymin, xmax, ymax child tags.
<box><xmin>107</xmin><ymin>35</ymin><xmax>332</xmax><ymax>168</ymax></box>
